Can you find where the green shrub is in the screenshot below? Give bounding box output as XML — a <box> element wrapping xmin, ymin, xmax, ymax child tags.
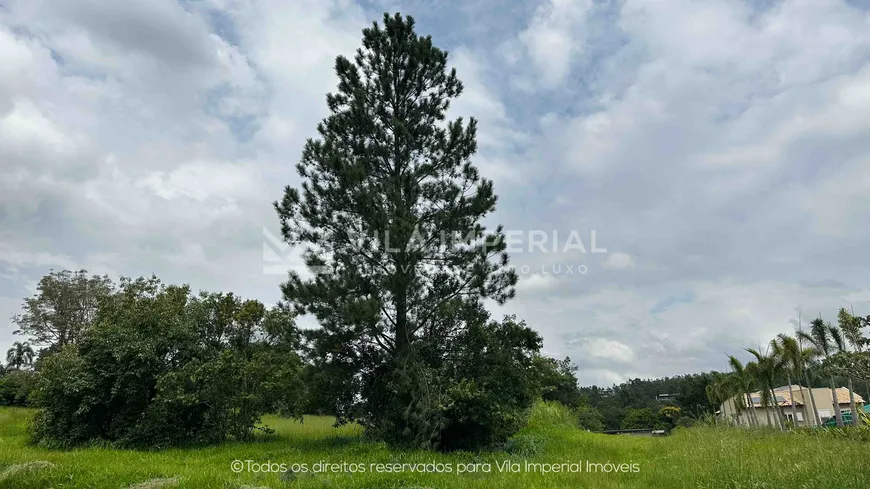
<box><xmin>534</xmin><ymin>356</ymin><xmax>582</xmax><ymax>408</ymax></box>
<box><xmin>357</xmin><ymin>315</ymin><xmax>543</xmax><ymax>451</ymax></box>
<box><xmin>576</xmin><ymin>405</ymin><xmax>605</xmax><ymax>431</ymax></box>
<box><xmin>29</xmin><ymin>277</ymin><xmax>303</xmax><ymax>448</ymax></box>
<box><xmin>621</xmin><ymin>408</ymin><xmax>657</xmax><ymax>430</ymax></box>
<box><xmin>0</xmin><ymin>370</ymin><xmax>37</xmax><ymax>406</ymax></box>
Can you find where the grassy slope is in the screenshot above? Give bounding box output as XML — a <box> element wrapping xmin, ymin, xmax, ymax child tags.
<box><xmin>1</xmin><ymin>404</ymin><xmax>868</xmax><ymax>489</ymax></box>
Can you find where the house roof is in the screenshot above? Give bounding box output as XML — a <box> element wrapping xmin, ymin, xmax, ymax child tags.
<box><xmin>736</xmin><ymin>385</ymin><xmax>865</xmax><ymax>408</ymax></box>
<box><xmin>775</xmin><ymin>385</ymin><xmax>865</xmax><ymax>405</ymax></box>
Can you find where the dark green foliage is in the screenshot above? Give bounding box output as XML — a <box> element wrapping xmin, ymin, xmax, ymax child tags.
<box><xmin>575</xmin><ymin>405</ymin><xmax>605</xmax><ymax>431</ymax></box>
<box><xmin>534</xmin><ymin>356</ymin><xmax>582</xmax><ymax>408</ymax></box>
<box><xmin>5</xmin><ymin>341</ymin><xmax>35</xmax><ymax>370</ymax></box>
<box><xmin>433</xmin><ymin>315</ymin><xmax>543</xmax><ymax>451</ymax></box>
<box><xmin>358</xmin><ymin>313</ymin><xmax>542</xmax><ymax>451</ymax></box>
<box><xmin>620</xmin><ymin>408</ymin><xmax>658</xmax><ymax>430</ymax></box>
<box><xmin>275</xmin><ymin>13</ymin><xmax>525</xmax><ymax>450</ymax></box>
<box><xmin>29</xmin><ymin>276</ymin><xmax>303</xmax><ymax>448</ymax></box>
<box><xmin>580</xmin><ymin>372</ymin><xmax>721</xmax><ymax>430</ymax></box>
<box><xmin>298</xmin><ymin>364</ymin><xmax>338</xmax><ymax>415</ymax></box>
<box><xmin>11</xmin><ymin>269</ymin><xmax>113</xmax><ymax>351</ymax></box>
<box><xmin>620</xmin><ymin>406</ymin><xmax>682</xmax><ymax>431</ymax></box>
<box><xmin>0</xmin><ymin>369</ymin><xmax>37</xmax><ymax>406</ymax></box>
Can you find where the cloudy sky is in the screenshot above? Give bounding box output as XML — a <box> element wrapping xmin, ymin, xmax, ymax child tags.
<box><xmin>2</xmin><ymin>0</ymin><xmax>870</xmax><ymax>385</ymax></box>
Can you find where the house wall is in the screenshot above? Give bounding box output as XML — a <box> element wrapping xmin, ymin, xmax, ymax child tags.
<box><xmin>803</xmin><ymin>387</ymin><xmax>863</xmax><ymax>422</ymax></box>
<box><xmin>720</xmin><ymin>387</ymin><xmax>864</xmax><ymax>427</ymax></box>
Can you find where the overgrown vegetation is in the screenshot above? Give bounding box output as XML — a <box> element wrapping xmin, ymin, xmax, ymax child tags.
<box><xmin>577</xmin><ymin>373</ymin><xmax>720</xmax><ymax>431</ymax></box>
<box><xmin>26</xmin><ymin>277</ymin><xmax>305</xmax><ymax>448</ymax></box>
<box><xmin>2</xmin><ymin>403</ymin><xmax>869</xmax><ymax>489</ymax></box>
<box><xmin>1</xmin><ymin>14</ymin><xmax>869</xmax><ymax>489</ymax></box>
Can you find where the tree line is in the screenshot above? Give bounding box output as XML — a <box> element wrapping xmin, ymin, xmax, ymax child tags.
<box><xmin>2</xmin><ymin>268</ymin><xmax>587</xmax><ymax>449</ymax></box>
<box><xmin>577</xmin><ymin>373</ymin><xmax>720</xmax><ymax>431</ymax></box>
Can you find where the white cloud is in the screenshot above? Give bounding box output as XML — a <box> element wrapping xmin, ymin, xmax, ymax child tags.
<box><xmin>603</xmin><ymin>252</ymin><xmax>634</xmax><ymax>270</ymax></box>
<box><xmin>2</xmin><ymin>0</ymin><xmax>870</xmax><ymax>387</ymax></box>
<box><xmin>515</xmin><ymin>0</ymin><xmax>592</xmax><ymax>88</ymax></box>
<box><xmin>518</xmin><ymin>273</ymin><xmax>557</xmax><ymax>293</ymax></box>
<box><xmin>572</xmin><ymin>338</ymin><xmax>635</xmax><ymax>363</ymax></box>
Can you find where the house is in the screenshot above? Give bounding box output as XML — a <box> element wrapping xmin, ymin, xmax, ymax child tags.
<box><xmin>656</xmin><ymin>393</ymin><xmax>677</xmax><ymax>402</ymax></box>
<box><xmin>720</xmin><ymin>385</ymin><xmax>864</xmax><ymax>427</ymax></box>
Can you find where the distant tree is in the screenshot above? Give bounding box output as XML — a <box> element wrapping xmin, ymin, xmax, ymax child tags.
<box><xmin>0</xmin><ymin>369</ymin><xmax>37</xmax><ymax>406</ymax></box>
<box><xmin>658</xmin><ymin>405</ymin><xmax>681</xmax><ymax>431</ymax></box>
<box><xmin>726</xmin><ymin>355</ymin><xmax>759</xmax><ymax>427</ymax></box>
<box><xmin>11</xmin><ymin>269</ymin><xmax>113</xmax><ymax>352</ymax></box>
<box><xmin>621</xmin><ymin>408</ymin><xmax>657</xmax><ymax>430</ymax></box>
<box><xmin>576</xmin><ymin>405</ymin><xmax>604</xmax><ymax>431</ymax></box>
<box><xmin>534</xmin><ymin>356</ymin><xmax>582</xmax><ymax>408</ymax></box>
<box><xmin>675</xmin><ymin>372</ymin><xmax>718</xmax><ymax>416</ymax></box>
<box><xmin>795</xmin><ymin>312</ymin><xmax>823</xmax><ymax>426</ymax></box>
<box><xmin>746</xmin><ymin>344</ymin><xmax>787</xmax><ymax>430</ymax></box>
<box><xmin>799</xmin><ymin>318</ymin><xmax>845</xmax><ymax>427</ymax></box>
<box><xmin>772</xmin><ymin>334</ymin><xmax>803</xmax><ymax>426</ymax></box>
<box><xmin>836</xmin><ymin>308</ymin><xmax>861</xmax><ymax>425</ymax></box>
<box><xmin>274</xmin><ymin>13</ymin><xmax>521</xmax><ymax>450</ymax></box>
<box><xmin>5</xmin><ymin>341</ymin><xmax>34</xmax><ymax>370</ymax></box>
<box><xmin>580</xmin><ymin>373</ymin><xmax>723</xmax><ymax>429</ymax></box>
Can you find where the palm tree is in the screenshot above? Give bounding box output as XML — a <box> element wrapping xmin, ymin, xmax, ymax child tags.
<box><xmin>5</xmin><ymin>341</ymin><xmax>35</xmax><ymax>370</ymax></box>
<box><xmin>838</xmin><ymin>307</ymin><xmax>864</xmax><ymax>426</ymax></box>
<box><xmin>747</xmin><ymin>344</ymin><xmax>787</xmax><ymax>430</ymax></box>
<box><xmin>795</xmin><ymin>311</ymin><xmax>823</xmax><ymax>426</ymax></box>
<box><xmin>727</xmin><ymin>355</ymin><xmax>759</xmax><ymax>427</ymax></box>
<box><xmin>773</xmin><ymin>334</ymin><xmax>802</xmax><ymax>426</ymax></box>
<box><xmin>798</xmin><ymin>317</ymin><xmax>844</xmax><ymax>427</ymax></box>
<box><xmin>706</xmin><ymin>374</ymin><xmax>734</xmax><ymax>425</ymax></box>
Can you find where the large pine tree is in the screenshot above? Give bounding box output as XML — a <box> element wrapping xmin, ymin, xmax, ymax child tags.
<box><xmin>275</xmin><ymin>13</ymin><xmax>522</xmax><ymax>447</ymax></box>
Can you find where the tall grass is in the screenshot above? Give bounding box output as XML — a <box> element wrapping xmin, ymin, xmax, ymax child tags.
<box><xmin>1</xmin><ymin>404</ymin><xmax>868</xmax><ymax>488</ymax></box>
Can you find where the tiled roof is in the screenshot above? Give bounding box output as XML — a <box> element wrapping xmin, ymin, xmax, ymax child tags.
<box><xmin>833</xmin><ymin>387</ymin><xmax>864</xmax><ymax>404</ymax></box>
<box><xmin>773</xmin><ymin>385</ymin><xmax>865</xmax><ymax>404</ymax></box>
<box><xmin>739</xmin><ymin>385</ymin><xmax>865</xmax><ymax>407</ymax></box>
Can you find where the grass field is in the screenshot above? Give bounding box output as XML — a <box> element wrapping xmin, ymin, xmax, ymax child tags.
<box><xmin>1</xmin><ymin>403</ymin><xmax>869</xmax><ymax>489</ymax></box>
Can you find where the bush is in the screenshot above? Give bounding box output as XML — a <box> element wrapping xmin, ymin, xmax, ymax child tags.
<box><xmin>534</xmin><ymin>356</ymin><xmax>582</xmax><ymax>408</ymax></box>
<box><xmin>358</xmin><ymin>315</ymin><xmax>543</xmax><ymax>451</ymax></box>
<box><xmin>0</xmin><ymin>370</ymin><xmax>37</xmax><ymax>406</ymax></box>
<box><xmin>29</xmin><ymin>277</ymin><xmax>303</xmax><ymax>448</ymax></box>
<box><xmin>621</xmin><ymin>408</ymin><xmax>658</xmax><ymax>430</ymax></box>
<box><xmin>576</xmin><ymin>405</ymin><xmax>605</xmax><ymax>431</ymax></box>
